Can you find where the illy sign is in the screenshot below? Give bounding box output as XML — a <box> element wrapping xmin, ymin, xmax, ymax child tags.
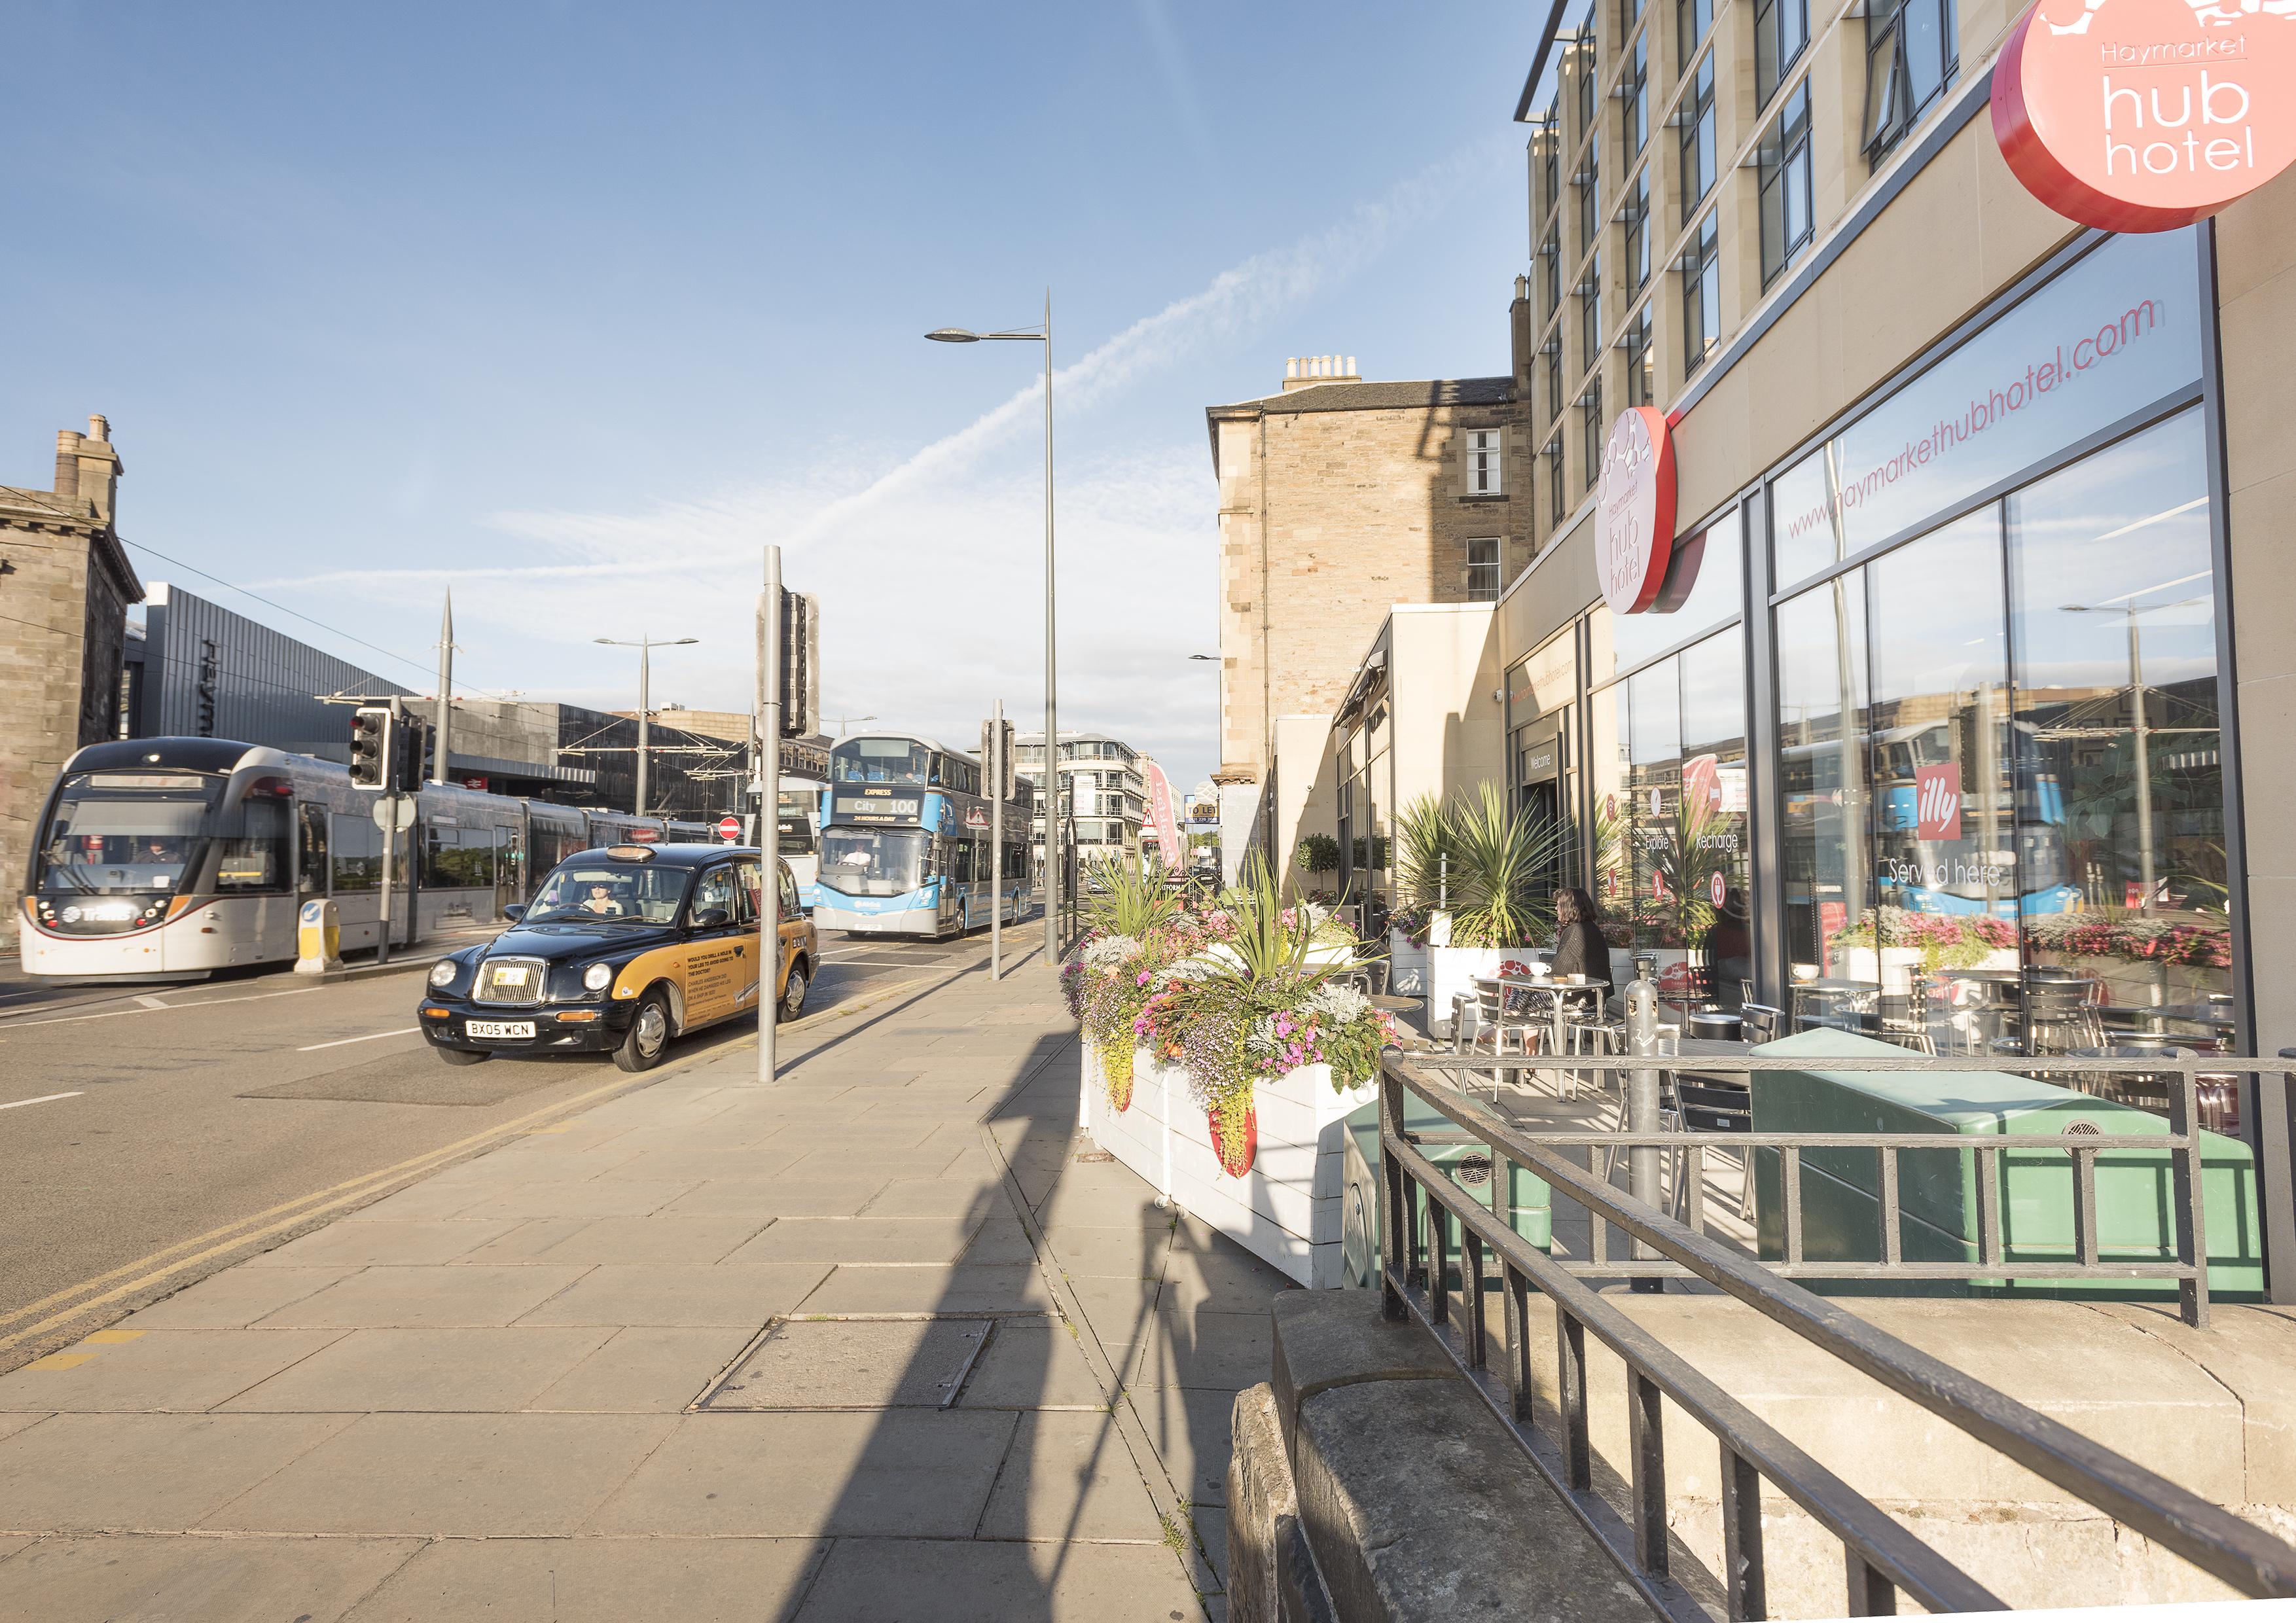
<box><xmin>1994</xmin><ymin>0</ymin><xmax>2296</xmax><ymax>232</ymax></box>
<box><xmin>1594</xmin><ymin>407</ymin><xmax>1677</xmax><ymax>616</ymax></box>
<box><xmin>1915</xmin><ymin>763</ymin><xmax>1964</xmax><ymax>842</ymax></box>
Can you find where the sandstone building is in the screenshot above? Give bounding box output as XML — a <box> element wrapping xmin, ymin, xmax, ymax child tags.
<box><xmin>1205</xmin><ymin>357</ymin><xmax>1530</xmax><ymax>781</ymax></box>
<box><xmin>1</xmin><ymin>418</ymin><xmax>140</xmax><ymax>946</ymax></box>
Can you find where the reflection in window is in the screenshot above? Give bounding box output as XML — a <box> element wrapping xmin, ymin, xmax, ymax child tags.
<box><xmin>1865</xmin><ymin>0</ymin><xmax>1955</xmax><ymax>162</ymax></box>
<box><xmin>1776</xmin><ymin>571</ymin><xmax>1873</xmax><ymax>989</ymax></box>
<box><xmin>1679</xmin><ymin>54</ymin><xmax>1717</xmax><ymax>222</ymax></box>
<box><xmin>1577</xmin><ymin>154</ymin><xmax>1600</xmax><ymax>260</ymax></box>
<box><xmin>1602</xmin><ymin>514</ymin><xmax>1744</xmax><ymax>679</ymax></box>
<box><xmin>1759</xmin><ymin>82</ymin><xmax>1815</xmax><ymax>286</ymax></box>
<box><xmin>1624</xmin><ymin>302</ymin><xmax>1655</xmax><ymax>408</ymax></box>
<box><xmin>1681</xmin><ymin>211</ymin><xmax>1721</xmax><ymax>378</ymax></box>
<box><xmin>2007</xmin><ymin>410</ymin><xmax>2226</xmax><ymax>1012</ymax></box>
<box><xmin>1621</xmin><ymin>35</ymin><xmax>1649</xmax><ymax>168</ymax></box>
<box><xmin>1756</xmin><ymin>0</ymin><xmax>1810</xmax><ymax>108</ymax></box>
<box><xmin>1540</xmin><ymin>221</ymin><xmax>1562</xmax><ymax>320</ymax></box>
<box><xmin>1545</xmin><ymin>433</ymin><xmax>1566</xmax><ymax>525</ymax></box>
<box><xmin>1623</xmin><ymin>169</ymin><xmax>1651</xmax><ymax>298</ymax></box>
<box><xmin>1581</xmin><ymin>382</ymin><xmax>1604</xmax><ymax>489</ymax></box>
<box><xmin>1579</xmin><ymin>253</ymin><xmax>1602</xmax><ymax>374</ymax></box>
<box><xmin>1677</xmin><ymin>0</ymin><xmax>1713</xmax><ymax>77</ymax></box>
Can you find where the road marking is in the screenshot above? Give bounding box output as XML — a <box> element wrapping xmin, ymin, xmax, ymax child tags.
<box><xmin>84</xmin><ymin>1329</ymin><xmax>142</xmax><ymax>1344</ymax></box>
<box><xmin>297</xmin><ymin>1026</ymin><xmax>422</xmax><ymax>1052</ymax></box>
<box><xmin>24</xmin><ymin>1351</ymin><xmax>95</xmax><ymax>1371</ymax></box>
<box><xmin>0</xmin><ymin>986</ymin><xmax>318</xmax><ymax>1031</ymax></box>
<box><xmin>0</xmin><ymin>1092</ymin><xmax>82</xmax><ymax>1112</ymax></box>
<box><xmin>133</xmin><ymin>995</ymin><xmax>171</xmax><ymax>1010</ymax></box>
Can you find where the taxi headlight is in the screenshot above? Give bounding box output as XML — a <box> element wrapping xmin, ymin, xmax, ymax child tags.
<box><xmin>583</xmin><ymin>962</ymin><xmax>613</xmax><ymax>993</ymax></box>
<box><xmin>428</xmin><ymin>960</ymin><xmax>459</xmax><ymax>989</ymax></box>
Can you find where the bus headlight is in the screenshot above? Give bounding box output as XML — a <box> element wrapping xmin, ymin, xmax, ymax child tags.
<box><xmin>428</xmin><ymin>960</ymin><xmax>459</xmax><ymax>989</ymax></box>
<box><xmin>583</xmin><ymin>963</ymin><xmax>613</xmax><ymax>992</ymax></box>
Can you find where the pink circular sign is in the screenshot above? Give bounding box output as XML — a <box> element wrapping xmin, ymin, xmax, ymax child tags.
<box><xmin>1994</xmin><ymin>0</ymin><xmax>2296</xmax><ymax>232</ymax></box>
<box><xmin>1595</xmin><ymin>407</ymin><xmax>1677</xmax><ymax>616</ymax></box>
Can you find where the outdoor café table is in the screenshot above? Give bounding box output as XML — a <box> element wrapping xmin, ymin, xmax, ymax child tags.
<box><xmin>1495</xmin><ymin>974</ymin><xmax>1571</xmax><ymax>1058</ymax></box>
<box><xmin>1791</xmin><ymin>978</ymin><xmax>1876</xmax><ymax>1032</ymax></box>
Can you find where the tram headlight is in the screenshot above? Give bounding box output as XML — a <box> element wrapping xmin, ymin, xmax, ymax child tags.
<box><xmin>582</xmin><ymin>962</ymin><xmax>613</xmax><ymax>993</ymax></box>
<box><xmin>428</xmin><ymin>960</ymin><xmax>459</xmax><ymax>989</ymax></box>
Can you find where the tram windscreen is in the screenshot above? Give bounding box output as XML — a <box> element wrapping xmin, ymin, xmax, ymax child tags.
<box><xmin>34</xmin><ymin>772</ymin><xmax>220</xmax><ymax>903</ymax></box>
<box><xmin>819</xmin><ymin>827</ymin><xmax>927</xmax><ymax>897</ymax></box>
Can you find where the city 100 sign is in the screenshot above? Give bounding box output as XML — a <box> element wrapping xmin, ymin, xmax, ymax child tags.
<box><xmin>1595</xmin><ymin>407</ymin><xmax>1677</xmax><ymax>616</ymax></box>
<box><xmin>1994</xmin><ymin>0</ymin><xmax>2296</xmax><ymax>232</ymax></box>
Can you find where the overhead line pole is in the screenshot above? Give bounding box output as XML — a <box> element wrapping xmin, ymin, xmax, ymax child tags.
<box><xmin>758</xmin><ymin>550</ymin><xmax>783</xmax><ymax>1085</ymax></box>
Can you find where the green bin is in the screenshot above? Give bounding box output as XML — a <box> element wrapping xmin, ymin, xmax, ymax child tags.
<box><xmin>1749</xmin><ymin>1027</ymin><xmax>2261</xmax><ymax>1300</ymax></box>
<box><xmin>1339</xmin><ymin>1094</ymin><xmax>1552</xmax><ymax>1290</ymax></box>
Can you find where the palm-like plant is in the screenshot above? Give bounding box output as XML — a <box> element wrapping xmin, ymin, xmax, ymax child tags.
<box><xmin>1446</xmin><ymin>782</ymin><xmax>1568</xmax><ymax>948</ymax></box>
<box><xmin>1077</xmin><ymin>854</ymin><xmax>1183</xmax><ymax>940</ymax></box>
<box><xmin>1211</xmin><ymin>853</ymin><xmax>1330</xmax><ymax>986</ymax></box>
<box><xmin>1393</xmin><ymin>794</ymin><xmax>1466</xmax><ymax>912</ymax></box>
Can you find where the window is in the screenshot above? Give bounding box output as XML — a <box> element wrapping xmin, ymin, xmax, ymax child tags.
<box><xmin>331</xmin><ymin>813</ymin><xmax>380</xmax><ymax>893</ymax></box>
<box><xmin>1621</xmin><ymin>0</ymin><xmax>1644</xmax><ymax>38</ymax></box>
<box><xmin>1579</xmin><ymin>255</ymin><xmax>1602</xmax><ymax>376</ymax></box>
<box><xmin>1545</xmin><ymin>434</ymin><xmax>1565</xmax><ymax>524</ymax></box>
<box><xmin>732</xmin><ymin>857</ymin><xmax>762</xmax><ymax>923</ymax></box>
<box><xmin>215</xmin><ymin>797</ymin><xmax>289</xmax><ymax>893</ymax></box>
<box><xmin>1681</xmin><ymin>209</ymin><xmax>1721</xmax><ymax>376</ymax></box>
<box><xmin>1537</xmin><ymin>116</ymin><xmax>1561</xmax><ymax>221</ymax></box>
<box><xmin>1574</xmin><ymin>38</ymin><xmax>1596</xmax><ymax>145</ymax></box>
<box><xmin>1863</xmin><ymin>0</ymin><xmax>1954</xmax><ymax>160</ymax></box>
<box><xmin>1755</xmin><ymin>0</ymin><xmax>1810</xmax><ymax>108</ymax></box>
<box><xmin>1679</xmin><ymin>53</ymin><xmax>1716</xmax><ymax>221</ymax></box>
<box><xmin>690</xmin><ymin>864</ymin><xmax>738</xmax><ymax>923</ymax></box>
<box><xmin>1677</xmin><ymin>0</ymin><xmax>1713</xmax><ymax>75</ymax></box>
<box><xmin>1581</xmin><ymin>382</ymin><xmax>1604</xmax><ymax>488</ymax></box>
<box><xmin>1621</xmin><ymin>36</ymin><xmax>1649</xmax><ymax>166</ymax></box>
<box><xmin>297</xmin><ymin>801</ymin><xmax>328</xmax><ymax>895</ymax></box>
<box><xmin>1622</xmin><ymin>168</ymin><xmax>1651</xmax><ymax>298</ymax></box>
<box><xmin>1624</xmin><ymin>302</ymin><xmax>1655</xmax><ymax>408</ymax></box>
<box><xmin>1576</xmin><ymin>157</ymin><xmax>1599</xmax><ymax>259</ymax></box>
<box><xmin>1544</xmin><ymin>334</ymin><xmax>1562</xmax><ymax>426</ymax></box>
<box><xmin>1540</xmin><ymin>222</ymin><xmax>1561</xmax><ymax>319</ymax></box>
<box><xmin>1467</xmin><ymin>539</ymin><xmax>1503</xmax><ymax>602</ymax></box>
<box><xmin>1465</xmin><ymin>428</ymin><xmax>1505</xmax><ymax>495</ymax></box>
<box><xmin>1759</xmin><ymin>82</ymin><xmax>1815</xmax><ymax>285</ymax></box>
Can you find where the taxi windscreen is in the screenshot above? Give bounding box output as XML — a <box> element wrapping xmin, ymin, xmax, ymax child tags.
<box><xmin>524</xmin><ymin>860</ymin><xmax>691</xmax><ymax>925</ymax></box>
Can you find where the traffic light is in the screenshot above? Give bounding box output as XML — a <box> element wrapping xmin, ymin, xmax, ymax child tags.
<box><xmin>778</xmin><ymin>590</ymin><xmax>821</xmax><ymax>740</ymax></box>
<box><xmin>350</xmin><ymin>705</ymin><xmax>393</xmax><ymax>789</ymax></box>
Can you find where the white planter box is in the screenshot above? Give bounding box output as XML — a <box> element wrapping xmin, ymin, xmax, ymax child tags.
<box><xmin>1427</xmin><ymin>946</ymin><xmax>1517</xmax><ymax>1038</ymax></box>
<box><xmin>1386</xmin><ymin>930</ymin><xmax>1429</xmax><ymax>995</ymax></box>
<box><xmin>1084</xmin><ymin>1041</ymin><xmax>1376</xmax><ymax>1289</ymax></box>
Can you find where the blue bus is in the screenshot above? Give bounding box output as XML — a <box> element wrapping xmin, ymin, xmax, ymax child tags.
<box><xmin>812</xmin><ymin>734</ymin><xmax>1031</xmax><ymax>938</ymax></box>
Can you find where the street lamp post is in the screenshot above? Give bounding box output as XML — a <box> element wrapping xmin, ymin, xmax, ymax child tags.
<box><xmin>596</xmin><ymin>635</ymin><xmax>699</xmax><ymax>817</ymax></box>
<box><xmin>927</xmin><ymin>293</ymin><xmax>1058</xmax><ymax>967</ymax></box>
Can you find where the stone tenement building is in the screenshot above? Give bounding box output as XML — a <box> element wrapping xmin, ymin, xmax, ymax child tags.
<box><xmin>0</xmin><ymin>417</ymin><xmax>140</xmax><ymax>945</ymax></box>
<box><xmin>1205</xmin><ymin>357</ymin><xmax>1530</xmax><ymax>778</ymax></box>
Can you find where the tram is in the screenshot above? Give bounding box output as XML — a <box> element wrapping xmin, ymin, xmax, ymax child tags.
<box><xmin>20</xmin><ymin>736</ymin><xmax>715</xmax><ymax>983</ymax></box>
<box><xmin>812</xmin><ymin>733</ymin><xmax>1030</xmax><ymax>938</ymax></box>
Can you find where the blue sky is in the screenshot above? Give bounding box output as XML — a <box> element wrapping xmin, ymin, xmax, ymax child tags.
<box><xmin>0</xmin><ymin>4</ymin><xmax>1538</xmax><ymax>792</ymax></box>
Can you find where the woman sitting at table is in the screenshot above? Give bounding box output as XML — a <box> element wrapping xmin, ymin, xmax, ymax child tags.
<box><xmin>1549</xmin><ymin>887</ymin><xmax>1615</xmax><ymax>1007</ymax></box>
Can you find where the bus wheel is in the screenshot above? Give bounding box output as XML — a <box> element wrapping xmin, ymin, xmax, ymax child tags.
<box><xmin>779</xmin><ymin>963</ymin><xmax>808</xmax><ymax>1023</ymax></box>
<box><xmin>437</xmin><ymin>1046</ymin><xmax>490</xmax><ymax>1067</ymax></box>
<box><xmin>613</xmin><ymin>991</ymin><xmax>672</xmax><ymax>1073</ymax></box>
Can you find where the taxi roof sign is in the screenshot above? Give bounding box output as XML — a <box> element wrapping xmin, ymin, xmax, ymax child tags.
<box><xmin>603</xmin><ymin>844</ymin><xmax>658</xmax><ymax>861</ymax></box>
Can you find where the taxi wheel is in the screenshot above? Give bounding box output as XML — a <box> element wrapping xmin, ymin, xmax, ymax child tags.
<box><xmin>778</xmin><ymin>964</ymin><xmax>808</xmax><ymax>1023</ymax></box>
<box><xmin>613</xmin><ymin>990</ymin><xmax>672</xmax><ymax>1073</ymax></box>
<box><xmin>436</xmin><ymin>1046</ymin><xmax>490</xmax><ymax>1067</ymax></box>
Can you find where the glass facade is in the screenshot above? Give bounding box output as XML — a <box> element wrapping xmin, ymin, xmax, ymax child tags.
<box><xmin>1507</xmin><ymin>228</ymin><xmax>2234</xmax><ymax>1070</ymax></box>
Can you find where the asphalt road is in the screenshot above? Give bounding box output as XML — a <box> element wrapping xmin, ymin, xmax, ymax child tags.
<box><xmin>0</xmin><ymin>925</ymin><xmax>1009</xmax><ymax>1372</ymax></box>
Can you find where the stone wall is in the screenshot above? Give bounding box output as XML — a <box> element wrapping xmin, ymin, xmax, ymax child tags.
<box><xmin>1210</xmin><ymin>377</ymin><xmax>1532</xmax><ymax>780</ymax></box>
<box><xmin>0</xmin><ymin>419</ymin><xmax>138</xmax><ymax>950</ymax></box>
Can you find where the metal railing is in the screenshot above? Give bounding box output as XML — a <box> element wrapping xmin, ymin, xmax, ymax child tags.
<box><xmin>1376</xmin><ymin>1051</ymin><xmax>2296</xmax><ymax>1620</ymax></box>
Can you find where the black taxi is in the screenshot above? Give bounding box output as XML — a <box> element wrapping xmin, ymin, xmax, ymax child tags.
<box><xmin>419</xmin><ymin>843</ymin><xmax>818</xmax><ymax>1073</ymax></box>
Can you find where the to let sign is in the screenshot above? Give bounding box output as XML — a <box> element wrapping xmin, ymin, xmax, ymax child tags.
<box><xmin>1594</xmin><ymin>407</ymin><xmax>1677</xmax><ymax>616</ymax></box>
<box><xmin>1994</xmin><ymin>0</ymin><xmax>2296</xmax><ymax>232</ymax></box>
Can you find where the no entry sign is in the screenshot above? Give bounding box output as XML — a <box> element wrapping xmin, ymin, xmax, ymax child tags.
<box><xmin>717</xmin><ymin>816</ymin><xmax>743</xmax><ymax>843</ymax></box>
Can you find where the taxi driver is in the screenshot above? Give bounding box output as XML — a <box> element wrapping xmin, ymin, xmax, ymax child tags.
<box><xmin>581</xmin><ymin>883</ymin><xmax>626</xmax><ymax>918</ymax></box>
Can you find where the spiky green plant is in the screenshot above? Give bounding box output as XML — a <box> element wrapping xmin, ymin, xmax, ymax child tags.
<box><xmin>1446</xmin><ymin>781</ymin><xmax>1568</xmax><ymax>948</ymax></box>
<box><xmin>1393</xmin><ymin>794</ymin><xmax>1468</xmax><ymax>912</ymax></box>
<box><xmin>1077</xmin><ymin>854</ymin><xmax>1183</xmax><ymax>940</ymax></box>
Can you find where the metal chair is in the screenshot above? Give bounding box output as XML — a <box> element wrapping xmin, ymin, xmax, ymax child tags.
<box><xmin>1463</xmin><ymin>977</ymin><xmax>1543</xmax><ymax>1098</ymax></box>
<box><xmin>1738</xmin><ymin>1003</ymin><xmax>1787</xmax><ymax>1045</ymax></box>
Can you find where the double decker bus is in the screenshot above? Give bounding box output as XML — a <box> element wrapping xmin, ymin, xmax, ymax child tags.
<box><xmin>776</xmin><ymin>779</ymin><xmax>825</xmax><ymax>909</ymax></box>
<box><xmin>812</xmin><ymin>734</ymin><xmax>1030</xmax><ymax>938</ymax></box>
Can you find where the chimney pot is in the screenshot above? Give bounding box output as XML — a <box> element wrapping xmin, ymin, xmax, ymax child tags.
<box><xmin>88</xmin><ymin>414</ymin><xmax>109</xmax><ymax>443</ymax></box>
<box><xmin>54</xmin><ymin>431</ymin><xmax>82</xmax><ymax>502</ymax></box>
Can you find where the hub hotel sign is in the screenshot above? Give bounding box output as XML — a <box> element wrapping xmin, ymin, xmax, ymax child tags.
<box><xmin>1594</xmin><ymin>406</ymin><xmax>1677</xmax><ymax>615</ymax></box>
<box><xmin>1994</xmin><ymin>0</ymin><xmax>2296</xmax><ymax>232</ymax></box>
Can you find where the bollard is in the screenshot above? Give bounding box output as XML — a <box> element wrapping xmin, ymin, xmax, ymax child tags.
<box><xmin>1624</xmin><ymin>972</ymin><xmax>1663</xmax><ymax>1291</ymax></box>
<box><xmin>295</xmin><ymin>897</ymin><xmax>344</xmax><ymax>976</ymax></box>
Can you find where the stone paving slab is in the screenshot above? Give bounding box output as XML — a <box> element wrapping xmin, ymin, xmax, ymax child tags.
<box><xmin>657</xmin><ymin>1173</ymin><xmax>889</xmax><ymax>1219</ymax></box>
<box><xmin>961</xmin><ymin>1322</ymin><xmax>1111</xmax><ymax>1410</ymax></box>
<box><xmin>791</xmin><ymin>1537</ymin><xmax>1202</xmax><ymax>1622</ymax></box>
<box><xmin>254</xmin><ymin>1265</ymin><xmax>594</xmax><ymax>1329</ymax></box>
<box><xmin>217</xmin><ymin>1327</ymin><xmax>615</xmax><ymax>1413</ymax></box>
<box><xmin>726</xmin><ymin>1217</ymin><xmax>985</xmax><ymax>1267</ymax></box>
<box><xmin>338</xmin><ymin>1535</ymin><xmax>828</xmax><ymax>1622</ymax></box>
<box><xmin>704</xmin><ymin>1319</ymin><xmax>988</xmax><ymax>1409</ymax></box>
<box><xmin>0</xmin><ymin>1328</ymin><xmax>344</xmax><ymax>1414</ymax></box>
<box><xmin>795</xmin><ymin>1262</ymin><xmax>1053</xmax><ymax>1315</ymax></box>
<box><xmin>202</xmin><ymin>1412</ymin><xmax>678</xmax><ymax>1535</ymax></box>
<box><xmin>0</xmin><ymin>1412</ymin><xmax>361</xmax><ymax>1531</ymax></box>
<box><xmin>980</xmin><ymin>1410</ymin><xmax>1168</xmax><ymax>1539</ymax></box>
<box><xmin>528</xmin><ymin>1326</ymin><xmax>751</xmax><ymax>1412</ymax></box>
<box><xmin>0</xmin><ymin>1534</ymin><xmax>423</xmax><ymax>1623</ymax></box>
<box><xmin>120</xmin><ymin>1265</ymin><xmax>363</xmax><ymax>1330</ymax></box>
<box><xmin>243</xmin><ymin>1218</ymin><xmax>524</xmax><ymax>1268</ymax></box>
<box><xmin>512</xmin><ymin>1263</ymin><xmax>831</xmax><ymax>1329</ymax></box>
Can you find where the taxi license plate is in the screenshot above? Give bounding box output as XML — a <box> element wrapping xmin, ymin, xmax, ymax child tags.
<box><xmin>465</xmin><ymin>1020</ymin><xmax>535</xmax><ymax>1039</ymax></box>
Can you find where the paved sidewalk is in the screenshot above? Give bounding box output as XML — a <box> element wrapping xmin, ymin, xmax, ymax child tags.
<box><xmin>0</xmin><ymin>944</ymin><xmax>1295</xmax><ymax>1621</ymax></box>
